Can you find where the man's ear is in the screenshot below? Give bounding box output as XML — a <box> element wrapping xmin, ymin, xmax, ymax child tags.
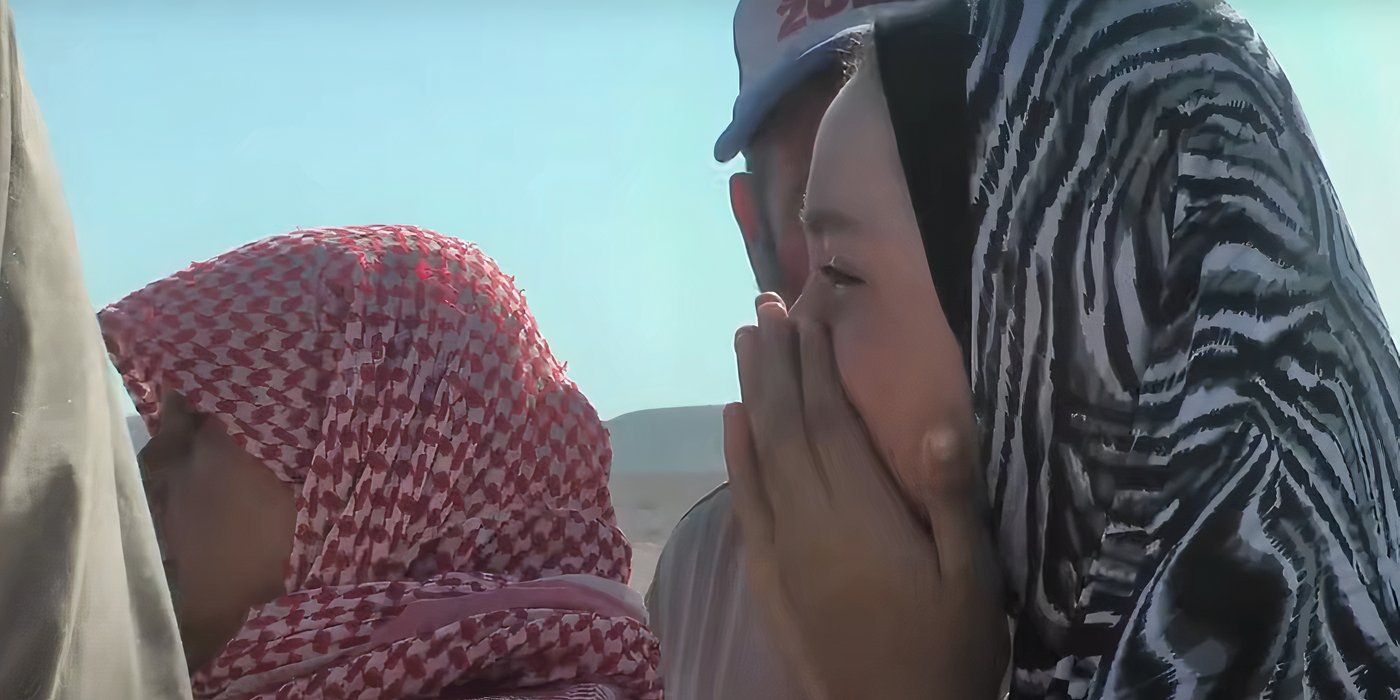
<box><xmin>730</xmin><ymin>171</ymin><xmax>765</xmax><ymax>270</ymax></box>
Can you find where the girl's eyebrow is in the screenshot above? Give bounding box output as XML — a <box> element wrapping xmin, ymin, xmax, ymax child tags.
<box><xmin>798</xmin><ymin>202</ymin><xmax>859</xmax><ymax>237</ymax></box>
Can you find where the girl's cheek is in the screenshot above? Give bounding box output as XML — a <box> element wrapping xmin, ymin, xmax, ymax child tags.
<box><xmin>829</xmin><ymin>316</ymin><xmax>878</xmax><ymax>409</ymax></box>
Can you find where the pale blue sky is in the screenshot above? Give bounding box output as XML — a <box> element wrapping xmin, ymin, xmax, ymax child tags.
<box><xmin>11</xmin><ymin>1</ymin><xmax>1398</xmax><ymax>419</ymax></box>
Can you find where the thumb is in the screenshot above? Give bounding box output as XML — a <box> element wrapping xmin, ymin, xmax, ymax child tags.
<box><xmin>915</xmin><ymin>425</ymin><xmax>993</xmax><ymax>582</ymax></box>
<box><xmin>913</xmin><ymin>424</ymin><xmax>982</xmax><ymax>510</ymax></box>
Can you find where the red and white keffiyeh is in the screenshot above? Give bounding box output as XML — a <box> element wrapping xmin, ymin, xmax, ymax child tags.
<box><xmin>100</xmin><ymin>225</ymin><xmax>662</xmax><ymax>699</ymax></box>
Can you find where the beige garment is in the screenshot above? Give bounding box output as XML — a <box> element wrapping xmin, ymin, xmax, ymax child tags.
<box><xmin>0</xmin><ymin>4</ymin><xmax>191</xmax><ymax>698</ymax></box>
<box><xmin>645</xmin><ymin>484</ymin><xmax>807</xmax><ymax>700</ymax></box>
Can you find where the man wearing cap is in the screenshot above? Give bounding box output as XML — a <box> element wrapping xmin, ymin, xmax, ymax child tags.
<box><xmin>645</xmin><ymin>1</ymin><xmax>927</xmax><ymax>697</ymax></box>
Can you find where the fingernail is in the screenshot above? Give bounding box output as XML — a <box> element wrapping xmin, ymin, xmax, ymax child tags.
<box><xmin>755</xmin><ymin>301</ymin><xmax>787</xmax><ymax>323</ymax></box>
<box><xmin>735</xmin><ymin>326</ymin><xmax>755</xmax><ymax>349</ymax></box>
<box><xmin>755</xmin><ymin>292</ymin><xmax>785</xmax><ymax>312</ymax></box>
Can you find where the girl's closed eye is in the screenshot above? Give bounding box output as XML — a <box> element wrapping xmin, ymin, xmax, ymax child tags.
<box><xmin>820</xmin><ymin>258</ymin><xmax>866</xmax><ymax>289</ymax></box>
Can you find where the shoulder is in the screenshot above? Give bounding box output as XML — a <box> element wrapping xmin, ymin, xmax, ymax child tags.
<box><xmin>678</xmin><ymin>482</ymin><xmax>733</xmax><ymax>528</ymax></box>
<box><xmin>657</xmin><ymin>482</ymin><xmax>737</xmax><ymax>568</ymax></box>
<box><xmin>644</xmin><ymin>482</ymin><xmax>741</xmax><ymax>607</ymax></box>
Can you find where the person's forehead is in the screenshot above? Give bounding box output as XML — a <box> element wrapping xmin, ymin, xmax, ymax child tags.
<box><xmin>806</xmin><ymin>69</ymin><xmax>894</xmax><ymax>217</ymax></box>
<box><xmin>156</xmin><ymin>391</ymin><xmax>182</xmax><ymax>419</ymax></box>
<box><xmin>747</xmin><ymin>73</ymin><xmax>842</xmax><ymax>164</ymax></box>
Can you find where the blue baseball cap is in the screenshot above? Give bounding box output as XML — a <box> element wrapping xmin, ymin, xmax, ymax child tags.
<box><xmin>714</xmin><ymin>0</ymin><xmax>928</xmax><ymax>162</ymax></box>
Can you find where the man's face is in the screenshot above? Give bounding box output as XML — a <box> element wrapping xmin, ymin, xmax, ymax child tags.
<box><xmin>730</xmin><ymin>75</ymin><xmax>840</xmax><ymax>305</ymax></box>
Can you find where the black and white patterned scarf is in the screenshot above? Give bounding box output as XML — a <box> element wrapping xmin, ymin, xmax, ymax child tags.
<box><xmin>881</xmin><ymin>0</ymin><xmax>1400</xmax><ymax>695</ymax></box>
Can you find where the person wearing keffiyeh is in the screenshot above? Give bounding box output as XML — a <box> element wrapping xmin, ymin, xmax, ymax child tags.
<box><xmin>99</xmin><ymin>225</ymin><xmax>662</xmax><ymax>700</ymax></box>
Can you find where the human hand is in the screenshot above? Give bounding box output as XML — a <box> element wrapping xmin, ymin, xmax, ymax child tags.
<box><xmin>725</xmin><ymin>295</ymin><xmax>1006</xmax><ymax>700</ymax></box>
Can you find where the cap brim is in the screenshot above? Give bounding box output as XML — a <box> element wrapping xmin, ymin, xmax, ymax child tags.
<box><xmin>713</xmin><ymin>30</ymin><xmax>861</xmax><ymax>163</ymax></box>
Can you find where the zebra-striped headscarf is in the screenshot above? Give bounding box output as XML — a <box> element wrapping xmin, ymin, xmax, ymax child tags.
<box><xmin>881</xmin><ymin>0</ymin><xmax>1400</xmax><ymax>695</ymax></box>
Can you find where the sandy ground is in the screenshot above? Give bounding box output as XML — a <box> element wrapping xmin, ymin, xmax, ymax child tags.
<box><xmin>608</xmin><ymin>471</ymin><xmax>727</xmax><ymax>594</ymax></box>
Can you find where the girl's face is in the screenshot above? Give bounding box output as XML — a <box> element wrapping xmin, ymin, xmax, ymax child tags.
<box><xmin>139</xmin><ymin>392</ymin><xmax>297</xmax><ymax>670</ymax></box>
<box><xmin>790</xmin><ymin>62</ymin><xmax>978</xmax><ymax>506</ymax></box>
